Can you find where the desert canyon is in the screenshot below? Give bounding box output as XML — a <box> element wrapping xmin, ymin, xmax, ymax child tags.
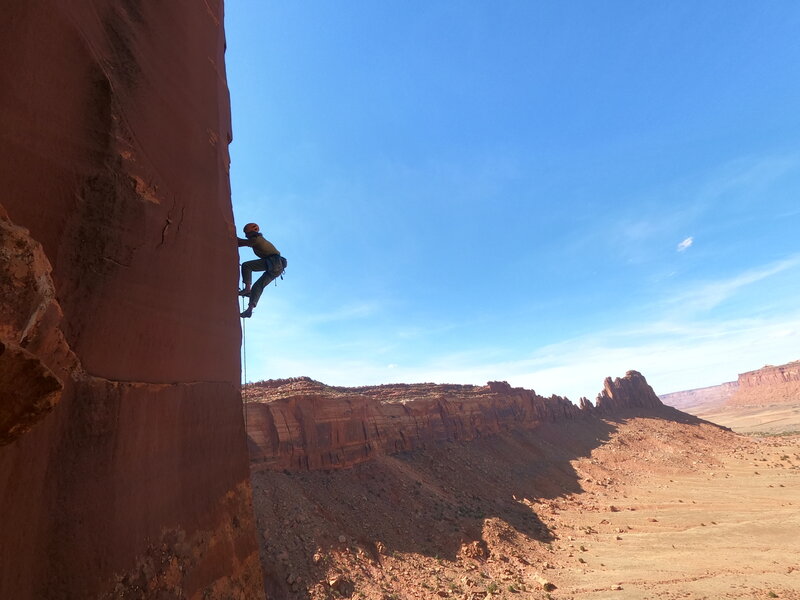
<box><xmin>1</xmin><ymin>2</ymin><xmax>799</xmax><ymax>600</ymax></box>
<box><xmin>242</xmin><ymin>371</ymin><xmax>800</xmax><ymax>600</ymax></box>
<box><xmin>661</xmin><ymin>361</ymin><xmax>800</xmax><ymax>436</ymax></box>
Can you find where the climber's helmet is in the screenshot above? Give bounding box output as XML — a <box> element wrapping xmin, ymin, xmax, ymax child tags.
<box><xmin>243</xmin><ymin>222</ymin><xmax>260</xmax><ymax>237</ymax></box>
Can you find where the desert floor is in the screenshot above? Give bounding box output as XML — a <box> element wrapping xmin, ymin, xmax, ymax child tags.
<box><xmin>252</xmin><ymin>410</ymin><xmax>800</xmax><ymax>600</ymax></box>
<box><xmin>691</xmin><ymin>402</ymin><xmax>800</xmax><ymax>436</ymax></box>
<box><xmin>540</xmin><ymin>426</ymin><xmax>800</xmax><ymax>599</ymax></box>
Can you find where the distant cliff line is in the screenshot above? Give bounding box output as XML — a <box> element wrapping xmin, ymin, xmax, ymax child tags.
<box><xmin>660</xmin><ymin>358</ymin><xmax>800</xmax><ymax>409</ymax></box>
<box><xmin>244</xmin><ymin>371</ymin><xmax>663</xmax><ymax>471</ymax></box>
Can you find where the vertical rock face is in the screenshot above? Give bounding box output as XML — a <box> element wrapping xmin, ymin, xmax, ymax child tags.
<box><xmin>730</xmin><ymin>360</ymin><xmax>800</xmax><ymax>406</ymax></box>
<box><xmin>738</xmin><ymin>361</ymin><xmax>800</xmax><ymax>388</ymax></box>
<box><xmin>659</xmin><ymin>359</ymin><xmax>800</xmax><ymax>409</ymax></box>
<box><xmin>0</xmin><ymin>2</ymin><xmax>263</xmax><ymax>599</ymax></box>
<box><xmin>594</xmin><ymin>370</ymin><xmax>664</xmax><ymax>413</ymax></box>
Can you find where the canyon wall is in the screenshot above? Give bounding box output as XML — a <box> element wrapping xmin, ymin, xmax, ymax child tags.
<box><xmin>0</xmin><ymin>2</ymin><xmax>263</xmax><ymax>599</ymax></box>
<box><xmin>660</xmin><ymin>381</ymin><xmax>738</xmax><ymax>411</ymax></box>
<box><xmin>730</xmin><ymin>360</ymin><xmax>800</xmax><ymax>406</ymax></box>
<box><xmin>245</xmin><ymin>371</ymin><xmax>664</xmax><ymax>472</ymax></box>
<box><xmin>660</xmin><ymin>360</ymin><xmax>800</xmax><ymax>410</ymax></box>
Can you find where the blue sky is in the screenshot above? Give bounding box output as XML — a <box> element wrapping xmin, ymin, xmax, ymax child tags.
<box><xmin>227</xmin><ymin>1</ymin><xmax>800</xmax><ymax>400</ymax></box>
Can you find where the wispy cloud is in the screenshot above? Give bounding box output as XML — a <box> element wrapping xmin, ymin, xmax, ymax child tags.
<box><xmin>258</xmin><ymin>308</ymin><xmax>800</xmax><ymax>401</ymax></box>
<box><xmin>506</xmin><ymin>312</ymin><xmax>800</xmax><ymax>399</ymax></box>
<box><xmin>574</xmin><ymin>153</ymin><xmax>800</xmax><ymax>266</ymax></box>
<box><xmin>665</xmin><ymin>254</ymin><xmax>800</xmax><ymax>313</ymax></box>
<box><xmin>698</xmin><ymin>154</ymin><xmax>800</xmax><ymax>203</ymax></box>
<box><xmin>245</xmin><ymin>254</ymin><xmax>800</xmax><ymax>402</ymax></box>
<box><xmin>302</xmin><ymin>302</ymin><xmax>381</xmax><ymax>325</ymax></box>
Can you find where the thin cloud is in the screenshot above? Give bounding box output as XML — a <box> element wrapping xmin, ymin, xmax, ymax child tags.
<box><xmin>677</xmin><ymin>237</ymin><xmax>693</xmax><ymax>252</ymax></box>
<box><xmin>698</xmin><ymin>154</ymin><xmax>800</xmax><ymax>203</ymax></box>
<box><xmin>391</xmin><ymin>311</ymin><xmax>800</xmax><ymax>400</ymax></box>
<box><xmin>304</xmin><ymin>302</ymin><xmax>380</xmax><ymax>325</ymax></box>
<box><xmin>666</xmin><ymin>254</ymin><xmax>800</xmax><ymax>313</ymax></box>
<box><xmin>507</xmin><ymin>313</ymin><xmax>800</xmax><ymax>399</ymax></box>
<box><xmin>242</xmin><ymin>255</ymin><xmax>800</xmax><ymax>401</ymax></box>
<box><xmin>261</xmin><ymin>310</ymin><xmax>800</xmax><ymax>400</ymax></box>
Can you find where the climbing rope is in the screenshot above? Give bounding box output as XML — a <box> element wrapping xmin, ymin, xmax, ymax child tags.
<box><xmin>240</xmin><ymin>294</ymin><xmax>248</xmax><ymax>430</ymax></box>
<box><xmin>241</xmin><ymin>295</ymin><xmax>248</xmax><ymax>385</ymax></box>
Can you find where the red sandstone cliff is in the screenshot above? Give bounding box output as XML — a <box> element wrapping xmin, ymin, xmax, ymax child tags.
<box><xmin>659</xmin><ymin>360</ymin><xmax>800</xmax><ymax>410</ymax></box>
<box><xmin>0</xmin><ymin>2</ymin><xmax>263</xmax><ymax>599</ymax></box>
<box><xmin>245</xmin><ymin>371</ymin><xmax>664</xmax><ymax>472</ymax></box>
<box><xmin>729</xmin><ymin>360</ymin><xmax>800</xmax><ymax>406</ymax></box>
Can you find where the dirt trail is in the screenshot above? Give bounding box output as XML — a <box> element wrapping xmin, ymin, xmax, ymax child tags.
<box><xmin>251</xmin><ymin>410</ymin><xmax>800</xmax><ymax>599</ymax></box>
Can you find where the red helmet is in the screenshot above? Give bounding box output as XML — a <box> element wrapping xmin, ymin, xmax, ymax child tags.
<box><xmin>243</xmin><ymin>222</ymin><xmax>259</xmax><ymax>236</ymax></box>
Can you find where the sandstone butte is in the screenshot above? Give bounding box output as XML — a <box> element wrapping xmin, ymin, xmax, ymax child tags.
<box><xmin>0</xmin><ymin>2</ymin><xmax>264</xmax><ymax>599</ymax></box>
<box><xmin>244</xmin><ymin>371</ymin><xmax>664</xmax><ymax>472</ymax></box>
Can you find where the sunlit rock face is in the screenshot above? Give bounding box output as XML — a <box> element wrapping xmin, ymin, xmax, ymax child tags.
<box><xmin>594</xmin><ymin>370</ymin><xmax>664</xmax><ymax>413</ymax></box>
<box><xmin>659</xmin><ymin>360</ymin><xmax>800</xmax><ymax>410</ymax></box>
<box><xmin>245</xmin><ymin>372</ymin><xmax>664</xmax><ymax>472</ymax></box>
<box><xmin>730</xmin><ymin>360</ymin><xmax>800</xmax><ymax>406</ymax></box>
<box><xmin>0</xmin><ymin>2</ymin><xmax>263</xmax><ymax>598</ymax></box>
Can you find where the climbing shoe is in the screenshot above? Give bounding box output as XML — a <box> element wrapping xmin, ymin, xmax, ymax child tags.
<box><xmin>240</xmin><ymin>307</ymin><xmax>253</xmax><ymax>319</ymax></box>
<box><xmin>238</xmin><ymin>289</ymin><xmax>251</xmax><ymax>297</ymax></box>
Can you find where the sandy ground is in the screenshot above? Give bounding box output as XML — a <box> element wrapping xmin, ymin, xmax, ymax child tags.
<box><xmin>543</xmin><ymin>427</ymin><xmax>800</xmax><ymax>599</ymax></box>
<box><xmin>251</xmin><ymin>410</ymin><xmax>800</xmax><ymax>600</ymax></box>
<box><xmin>691</xmin><ymin>402</ymin><xmax>800</xmax><ymax>435</ymax></box>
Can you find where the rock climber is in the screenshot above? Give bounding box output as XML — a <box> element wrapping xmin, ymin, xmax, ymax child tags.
<box><xmin>237</xmin><ymin>222</ymin><xmax>285</xmax><ymax>318</ymax></box>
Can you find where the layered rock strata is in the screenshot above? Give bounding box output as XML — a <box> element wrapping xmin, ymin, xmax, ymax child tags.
<box><xmin>245</xmin><ymin>371</ymin><xmax>663</xmax><ymax>472</ymax></box>
<box><xmin>730</xmin><ymin>360</ymin><xmax>800</xmax><ymax>406</ymax></box>
<box><xmin>660</xmin><ymin>359</ymin><xmax>800</xmax><ymax>410</ymax></box>
<box><xmin>0</xmin><ymin>2</ymin><xmax>263</xmax><ymax>598</ymax></box>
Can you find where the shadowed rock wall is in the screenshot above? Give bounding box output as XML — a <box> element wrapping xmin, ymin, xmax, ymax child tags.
<box><xmin>245</xmin><ymin>372</ymin><xmax>662</xmax><ymax>472</ymax></box>
<box><xmin>0</xmin><ymin>2</ymin><xmax>263</xmax><ymax>598</ymax></box>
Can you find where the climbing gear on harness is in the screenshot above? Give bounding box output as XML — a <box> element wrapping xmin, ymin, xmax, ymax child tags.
<box><xmin>267</xmin><ymin>254</ymin><xmax>287</xmax><ymax>279</ymax></box>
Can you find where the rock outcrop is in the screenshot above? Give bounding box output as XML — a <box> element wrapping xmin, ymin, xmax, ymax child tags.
<box><xmin>245</xmin><ymin>371</ymin><xmax>664</xmax><ymax>472</ymax></box>
<box><xmin>730</xmin><ymin>360</ymin><xmax>800</xmax><ymax>406</ymax></box>
<box><xmin>593</xmin><ymin>370</ymin><xmax>664</xmax><ymax>413</ymax></box>
<box><xmin>0</xmin><ymin>2</ymin><xmax>263</xmax><ymax>599</ymax></box>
